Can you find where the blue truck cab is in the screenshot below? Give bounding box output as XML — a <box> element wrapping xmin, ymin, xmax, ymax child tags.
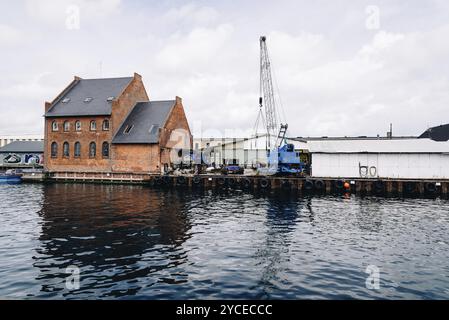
<box><xmin>267</xmin><ymin>143</ymin><xmax>305</xmax><ymax>175</ymax></box>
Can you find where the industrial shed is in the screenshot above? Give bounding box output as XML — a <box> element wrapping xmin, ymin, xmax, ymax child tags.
<box><xmin>308</xmin><ymin>138</ymin><xmax>449</xmax><ymax>179</ymax></box>
<box><xmin>0</xmin><ymin>141</ymin><xmax>44</xmax><ymax>168</ymax></box>
<box><xmin>195</xmin><ymin>135</ymin><xmax>308</xmax><ymax>167</ymax></box>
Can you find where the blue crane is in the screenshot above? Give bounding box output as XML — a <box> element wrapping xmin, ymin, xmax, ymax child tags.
<box><xmin>256</xmin><ymin>36</ymin><xmax>305</xmax><ymax>175</ymax></box>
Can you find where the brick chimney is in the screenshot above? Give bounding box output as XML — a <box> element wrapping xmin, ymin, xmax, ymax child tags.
<box><xmin>134</xmin><ymin>72</ymin><xmax>142</xmax><ymax>81</ymax></box>
<box><xmin>45</xmin><ymin>101</ymin><xmax>52</xmax><ymax>113</ymax></box>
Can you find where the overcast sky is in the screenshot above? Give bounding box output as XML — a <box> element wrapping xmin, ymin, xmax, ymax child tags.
<box><xmin>1</xmin><ymin>0</ymin><xmax>449</xmax><ymax>138</ymax></box>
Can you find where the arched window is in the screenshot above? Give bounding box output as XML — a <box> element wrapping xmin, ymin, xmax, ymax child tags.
<box><xmin>102</xmin><ymin>142</ymin><xmax>110</xmax><ymax>158</ymax></box>
<box><xmin>63</xmin><ymin>121</ymin><xmax>70</xmax><ymax>132</ymax></box>
<box><xmin>52</xmin><ymin>121</ymin><xmax>58</xmax><ymax>132</ymax></box>
<box><xmin>63</xmin><ymin>142</ymin><xmax>70</xmax><ymax>157</ymax></box>
<box><xmin>74</xmin><ymin>142</ymin><xmax>81</xmax><ymax>158</ymax></box>
<box><xmin>90</xmin><ymin>120</ymin><xmax>97</xmax><ymax>131</ymax></box>
<box><xmin>102</xmin><ymin>119</ymin><xmax>110</xmax><ymax>131</ymax></box>
<box><xmin>51</xmin><ymin>142</ymin><xmax>58</xmax><ymax>158</ymax></box>
<box><xmin>75</xmin><ymin>121</ymin><xmax>81</xmax><ymax>131</ymax></box>
<box><xmin>89</xmin><ymin>142</ymin><xmax>96</xmax><ymax>158</ymax></box>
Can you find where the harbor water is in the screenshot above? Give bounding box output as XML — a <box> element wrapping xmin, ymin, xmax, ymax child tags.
<box><xmin>0</xmin><ymin>183</ymin><xmax>448</xmax><ymax>299</ymax></box>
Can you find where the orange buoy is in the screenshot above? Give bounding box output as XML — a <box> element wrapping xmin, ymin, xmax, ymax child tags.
<box><xmin>344</xmin><ymin>182</ymin><xmax>351</xmax><ymax>190</ymax></box>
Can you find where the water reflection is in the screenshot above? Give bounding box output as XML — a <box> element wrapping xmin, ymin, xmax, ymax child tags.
<box><xmin>34</xmin><ymin>184</ymin><xmax>191</xmax><ymax>298</ymax></box>
<box><xmin>354</xmin><ymin>197</ymin><xmax>384</xmax><ymax>233</ymax></box>
<box><xmin>254</xmin><ymin>194</ymin><xmax>302</xmax><ymax>299</ymax></box>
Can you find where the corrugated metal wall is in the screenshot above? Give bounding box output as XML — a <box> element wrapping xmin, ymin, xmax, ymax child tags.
<box><xmin>311</xmin><ymin>153</ymin><xmax>449</xmax><ymax>179</ymax></box>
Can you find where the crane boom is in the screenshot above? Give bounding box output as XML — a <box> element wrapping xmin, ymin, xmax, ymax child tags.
<box><xmin>259</xmin><ymin>36</ymin><xmax>278</xmax><ymax>148</ymax></box>
<box><xmin>255</xmin><ymin>36</ymin><xmax>304</xmax><ymax>175</ymax></box>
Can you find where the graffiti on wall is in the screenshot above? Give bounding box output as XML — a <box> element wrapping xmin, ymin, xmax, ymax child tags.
<box><xmin>359</xmin><ymin>162</ymin><xmax>378</xmax><ymax>178</ymax></box>
<box><xmin>2</xmin><ymin>153</ymin><xmax>44</xmax><ymax>165</ymax></box>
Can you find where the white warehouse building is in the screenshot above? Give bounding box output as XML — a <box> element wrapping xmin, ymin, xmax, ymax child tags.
<box><xmin>308</xmin><ymin>138</ymin><xmax>449</xmax><ymax>179</ymax></box>
<box><xmin>194</xmin><ymin>135</ymin><xmax>308</xmax><ymax>167</ymax></box>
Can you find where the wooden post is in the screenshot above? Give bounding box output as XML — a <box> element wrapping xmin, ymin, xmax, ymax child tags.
<box><xmin>397</xmin><ymin>181</ymin><xmax>403</xmax><ymax>194</ymax></box>
<box><xmin>253</xmin><ymin>177</ymin><xmax>258</xmax><ymax>191</ymax></box>
<box><xmin>418</xmin><ymin>182</ymin><xmax>425</xmax><ymax>195</ymax></box>
<box><xmin>297</xmin><ymin>179</ymin><xmax>303</xmax><ymax>194</ymax></box>
<box><xmin>386</xmin><ymin>181</ymin><xmax>393</xmax><ymax>194</ymax></box>
<box><xmin>325</xmin><ymin>180</ymin><xmax>331</xmax><ymax>194</ymax></box>
<box><xmin>442</xmin><ymin>182</ymin><xmax>448</xmax><ymax>195</ymax></box>
<box><xmin>355</xmin><ymin>181</ymin><xmax>362</xmax><ymax>194</ymax></box>
<box><xmin>272</xmin><ymin>178</ymin><xmax>278</xmax><ymax>190</ymax></box>
<box><xmin>366</xmin><ymin>181</ymin><xmax>372</xmax><ymax>194</ymax></box>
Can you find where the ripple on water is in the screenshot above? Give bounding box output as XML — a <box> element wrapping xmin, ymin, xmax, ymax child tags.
<box><xmin>0</xmin><ymin>184</ymin><xmax>448</xmax><ymax>299</ymax></box>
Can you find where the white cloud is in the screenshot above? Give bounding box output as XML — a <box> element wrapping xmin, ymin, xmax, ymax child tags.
<box><xmin>163</xmin><ymin>3</ymin><xmax>219</xmax><ymax>26</ymax></box>
<box><xmin>359</xmin><ymin>31</ymin><xmax>405</xmax><ymax>56</ymax></box>
<box><xmin>25</xmin><ymin>0</ymin><xmax>121</xmax><ymax>26</ymax></box>
<box><xmin>155</xmin><ymin>24</ymin><xmax>234</xmax><ymax>73</ymax></box>
<box><xmin>0</xmin><ymin>24</ymin><xmax>21</xmax><ymax>45</ymax></box>
<box><xmin>2</xmin><ymin>1</ymin><xmax>449</xmax><ymax>138</ymax></box>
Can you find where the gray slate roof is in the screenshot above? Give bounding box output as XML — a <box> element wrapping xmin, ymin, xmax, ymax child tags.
<box><xmin>45</xmin><ymin>77</ymin><xmax>133</xmax><ymax>117</ymax></box>
<box><xmin>112</xmin><ymin>101</ymin><xmax>175</xmax><ymax>144</ymax></box>
<box><xmin>0</xmin><ymin>141</ymin><xmax>44</xmax><ymax>153</ymax></box>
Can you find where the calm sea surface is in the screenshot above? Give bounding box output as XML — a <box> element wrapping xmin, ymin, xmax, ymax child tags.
<box><xmin>0</xmin><ymin>183</ymin><xmax>448</xmax><ymax>299</ymax></box>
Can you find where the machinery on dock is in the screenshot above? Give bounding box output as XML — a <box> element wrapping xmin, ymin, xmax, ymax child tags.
<box><xmin>255</xmin><ymin>36</ymin><xmax>305</xmax><ymax>175</ymax></box>
<box><xmin>221</xmin><ymin>164</ymin><xmax>244</xmax><ymax>175</ymax></box>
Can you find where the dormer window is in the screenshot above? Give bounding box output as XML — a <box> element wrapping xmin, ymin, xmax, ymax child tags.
<box><xmin>124</xmin><ymin>125</ymin><xmax>134</xmax><ymax>134</ymax></box>
<box><xmin>62</xmin><ymin>98</ymin><xmax>70</xmax><ymax>103</ymax></box>
<box><xmin>149</xmin><ymin>124</ymin><xmax>159</xmax><ymax>135</ymax></box>
<box><xmin>107</xmin><ymin>96</ymin><xmax>114</xmax><ymax>103</ymax></box>
<box><xmin>84</xmin><ymin>97</ymin><xmax>93</xmax><ymax>103</ymax></box>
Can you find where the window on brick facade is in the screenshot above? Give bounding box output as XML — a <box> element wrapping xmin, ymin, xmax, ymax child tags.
<box><xmin>102</xmin><ymin>119</ymin><xmax>110</xmax><ymax>131</ymax></box>
<box><xmin>90</xmin><ymin>120</ymin><xmax>97</xmax><ymax>131</ymax></box>
<box><xmin>89</xmin><ymin>142</ymin><xmax>96</xmax><ymax>158</ymax></box>
<box><xmin>75</xmin><ymin>121</ymin><xmax>81</xmax><ymax>131</ymax></box>
<box><xmin>74</xmin><ymin>142</ymin><xmax>81</xmax><ymax>158</ymax></box>
<box><xmin>63</xmin><ymin>142</ymin><xmax>70</xmax><ymax>157</ymax></box>
<box><xmin>102</xmin><ymin>142</ymin><xmax>109</xmax><ymax>158</ymax></box>
<box><xmin>63</xmin><ymin>121</ymin><xmax>70</xmax><ymax>132</ymax></box>
<box><xmin>52</xmin><ymin>121</ymin><xmax>58</xmax><ymax>132</ymax></box>
<box><xmin>51</xmin><ymin>142</ymin><xmax>58</xmax><ymax>158</ymax></box>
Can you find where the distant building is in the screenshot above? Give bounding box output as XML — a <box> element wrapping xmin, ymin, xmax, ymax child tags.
<box><xmin>193</xmin><ymin>132</ymin><xmax>449</xmax><ymax>179</ymax></box>
<box><xmin>307</xmin><ymin>138</ymin><xmax>449</xmax><ymax>179</ymax></box>
<box><xmin>193</xmin><ymin>135</ymin><xmax>308</xmax><ymax>167</ymax></box>
<box><xmin>44</xmin><ymin>73</ymin><xmax>192</xmax><ymax>174</ymax></box>
<box><xmin>0</xmin><ymin>141</ymin><xmax>44</xmax><ymax>168</ymax></box>
<box><xmin>419</xmin><ymin>124</ymin><xmax>449</xmax><ymax>141</ymax></box>
<box><xmin>0</xmin><ymin>135</ymin><xmax>43</xmax><ymax>148</ymax></box>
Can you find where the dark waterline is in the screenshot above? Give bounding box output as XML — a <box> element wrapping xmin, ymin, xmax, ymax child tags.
<box><xmin>0</xmin><ymin>183</ymin><xmax>448</xmax><ymax>299</ymax></box>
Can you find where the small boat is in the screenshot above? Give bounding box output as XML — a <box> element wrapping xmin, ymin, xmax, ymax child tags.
<box><xmin>0</xmin><ymin>173</ymin><xmax>22</xmax><ymax>184</ymax></box>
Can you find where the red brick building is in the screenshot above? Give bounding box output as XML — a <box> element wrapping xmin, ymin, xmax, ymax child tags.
<box><xmin>44</xmin><ymin>73</ymin><xmax>192</xmax><ymax>174</ymax></box>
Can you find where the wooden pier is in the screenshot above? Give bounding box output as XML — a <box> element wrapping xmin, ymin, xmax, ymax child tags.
<box><xmin>23</xmin><ymin>171</ymin><xmax>449</xmax><ymax>197</ymax></box>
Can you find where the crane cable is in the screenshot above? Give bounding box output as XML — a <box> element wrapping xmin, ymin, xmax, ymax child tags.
<box><xmin>270</xmin><ymin>52</ymin><xmax>288</xmax><ymax>130</ymax></box>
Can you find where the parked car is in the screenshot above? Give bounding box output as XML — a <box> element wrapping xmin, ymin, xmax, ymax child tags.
<box><xmin>221</xmin><ymin>165</ymin><xmax>244</xmax><ymax>175</ymax></box>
